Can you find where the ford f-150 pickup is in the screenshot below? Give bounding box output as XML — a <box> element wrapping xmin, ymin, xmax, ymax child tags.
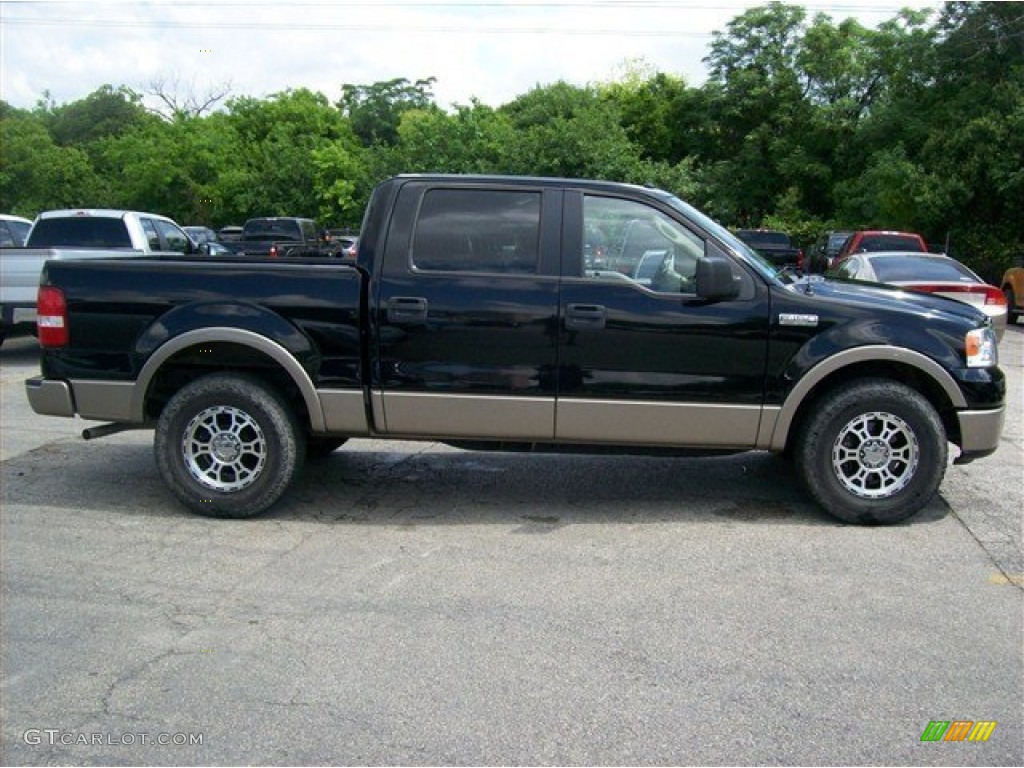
<box><xmin>25</xmin><ymin>175</ymin><xmax>1005</xmax><ymax>525</ymax></box>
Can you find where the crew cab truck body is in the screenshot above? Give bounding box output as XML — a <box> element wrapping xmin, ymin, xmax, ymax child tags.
<box><xmin>26</xmin><ymin>175</ymin><xmax>1005</xmax><ymax>525</ymax></box>
<box><xmin>1</xmin><ymin>209</ymin><xmax>200</xmax><ymax>346</ymax></box>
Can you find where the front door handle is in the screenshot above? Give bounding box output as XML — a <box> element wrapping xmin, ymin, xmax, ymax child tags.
<box><xmin>565</xmin><ymin>303</ymin><xmax>606</xmax><ymax>331</ymax></box>
<box><xmin>387</xmin><ymin>296</ymin><xmax>429</xmax><ymax>324</ymax></box>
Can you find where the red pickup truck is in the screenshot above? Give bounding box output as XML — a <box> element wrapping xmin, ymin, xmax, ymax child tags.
<box><xmin>833</xmin><ymin>230</ymin><xmax>928</xmax><ymax>265</ymax></box>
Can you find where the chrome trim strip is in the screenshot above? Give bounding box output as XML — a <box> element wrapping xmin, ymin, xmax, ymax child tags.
<box><xmin>376</xmin><ymin>392</ymin><xmax>555</xmax><ymax>439</ymax></box>
<box><xmin>132</xmin><ymin>328</ymin><xmax>325</xmax><ymax>431</ymax></box>
<box><xmin>317</xmin><ymin>389</ymin><xmax>370</xmax><ymax>435</ymax></box>
<box><xmin>957</xmin><ymin>406</ymin><xmax>1005</xmax><ymax>454</ymax></box>
<box><xmin>556</xmin><ymin>399</ymin><xmax>762</xmax><ymax>447</ymax></box>
<box><xmin>70</xmin><ymin>380</ymin><xmax>135</xmax><ymax>422</ymax></box>
<box><xmin>770</xmin><ymin>346</ymin><xmax>968</xmax><ymax>451</ymax></box>
<box><xmin>25</xmin><ymin>377</ymin><xmax>75</xmax><ymax>418</ymax></box>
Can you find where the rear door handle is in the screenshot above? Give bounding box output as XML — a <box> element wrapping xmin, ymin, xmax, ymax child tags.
<box><xmin>565</xmin><ymin>303</ymin><xmax>606</xmax><ymax>331</ymax></box>
<box><xmin>387</xmin><ymin>296</ymin><xmax>429</xmax><ymax>324</ymax></box>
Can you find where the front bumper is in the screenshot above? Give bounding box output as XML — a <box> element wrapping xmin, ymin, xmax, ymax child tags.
<box><xmin>955</xmin><ymin>405</ymin><xmax>1006</xmax><ymax>463</ymax></box>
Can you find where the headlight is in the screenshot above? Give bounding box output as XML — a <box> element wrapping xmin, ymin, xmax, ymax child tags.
<box><xmin>966</xmin><ymin>327</ymin><xmax>998</xmax><ymax>368</ymax></box>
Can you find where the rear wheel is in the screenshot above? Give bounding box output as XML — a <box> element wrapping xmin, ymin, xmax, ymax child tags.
<box><xmin>796</xmin><ymin>379</ymin><xmax>947</xmax><ymax>524</ymax></box>
<box><xmin>1005</xmin><ymin>287</ymin><xmax>1020</xmax><ymax>323</ymax></box>
<box><xmin>155</xmin><ymin>373</ymin><xmax>304</xmax><ymax>518</ymax></box>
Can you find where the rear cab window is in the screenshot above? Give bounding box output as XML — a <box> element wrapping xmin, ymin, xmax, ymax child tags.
<box><xmin>27</xmin><ymin>217</ymin><xmax>133</xmax><ymax>248</ymax></box>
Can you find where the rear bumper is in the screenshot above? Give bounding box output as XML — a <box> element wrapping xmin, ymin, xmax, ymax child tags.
<box><xmin>1</xmin><ymin>303</ymin><xmax>37</xmax><ymax>328</ymax></box>
<box><xmin>25</xmin><ymin>376</ymin><xmax>75</xmax><ymax>417</ymax></box>
<box><xmin>955</xmin><ymin>405</ymin><xmax>1006</xmax><ymax>462</ymax></box>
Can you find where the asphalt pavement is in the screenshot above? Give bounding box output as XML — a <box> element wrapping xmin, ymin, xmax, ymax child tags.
<box><xmin>1</xmin><ymin>328</ymin><xmax>1021</xmax><ymax>766</ymax></box>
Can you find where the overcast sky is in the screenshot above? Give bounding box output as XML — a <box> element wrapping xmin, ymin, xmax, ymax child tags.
<box><xmin>1</xmin><ymin>0</ymin><xmax>942</xmax><ymax>113</ymax></box>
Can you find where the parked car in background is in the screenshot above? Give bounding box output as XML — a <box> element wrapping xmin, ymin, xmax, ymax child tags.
<box><xmin>1001</xmin><ymin>257</ymin><xmax>1024</xmax><ymax>325</ymax></box>
<box><xmin>327</xmin><ymin>229</ymin><xmax>359</xmax><ymax>259</ymax></box>
<box><xmin>734</xmin><ymin>229</ymin><xmax>804</xmax><ymax>272</ymax></box>
<box><xmin>233</xmin><ymin>217</ymin><xmax>326</xmax><ymax>258</ymax></box>
<box><xmin>0</xmin><ymin>214</ymin><xmax>33</xmax><ymax>246</ymax></box>
<box><xmin>218</xmin><ymin>225</ymin><xmax>244</xmax><ymax>242</ymax></box>
<box><xmin>1</xmin><ymin>208</ymin><xmax>201</xmax><ymax>347</ymax></box>
<box><xmin>183</xmin><ymin>226</ymin><xmax>219</xmax><ymax>245</ymax></box>
<box><xmin>834</xmin><ymin>230</ymin><xmax>927</xmax><ymax>263</ymax></box>
<box><xmin>828</xmin><ymin>251</ymin><xmax>1008</xmax><ymax>340</ymax></box>
<box><xmin>806</xmin><ymin>230</ymin><xmax>852</xmax><ymax>273</ymax></box>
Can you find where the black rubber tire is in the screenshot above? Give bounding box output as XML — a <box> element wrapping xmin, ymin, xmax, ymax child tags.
<box><xmin>795</xmin><ymin>378</ymin><xmax>947</xmax><ymax>525</ymax></box>
<box><xmin>1005</xmin><ymin>287</ymin><xmax>1019</xmax><ymax>324</ymax></box>
<box><xmin>155</xmin><ymin>373</ymin><xmax>304</xmax><ymax>518</ymax></box>
<box><xmin>305</xmin><ymin>436</ymin><xmax>349</xmax><ymax>460</ymax></box>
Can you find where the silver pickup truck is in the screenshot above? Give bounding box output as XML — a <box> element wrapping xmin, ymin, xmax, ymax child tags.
<box><xmin>0</xmin><ymin>209</ymin><xmax>200</xmax><ymax>346</ymax></box>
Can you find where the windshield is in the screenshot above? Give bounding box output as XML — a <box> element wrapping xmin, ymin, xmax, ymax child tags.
<box><xmin>665</xmin><ymin>196</ymin><xmax>784</xmax><ymax>283</ymax></box>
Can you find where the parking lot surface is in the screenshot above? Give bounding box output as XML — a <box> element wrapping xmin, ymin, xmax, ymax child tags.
<box><xmin>2</xmin><ymin>329</ymin><xmax>1021</xmax><ymax>766</ymax></box>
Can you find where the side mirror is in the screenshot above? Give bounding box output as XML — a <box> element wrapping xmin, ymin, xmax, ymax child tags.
<box><xmin>696</xmin><ymin>254</ymin><xmax>740</xmax><ymax>300</ymax></box>
<box><xmin>198</xmin><ymin>241</ymin><xmax>210</xmax><ymax>255</ymax></box>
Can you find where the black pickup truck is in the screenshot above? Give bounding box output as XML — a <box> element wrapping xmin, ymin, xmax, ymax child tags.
<box><xmin>26</xmin><ymin>175</ymin><xmax>1005</xmax><ymax>524</ymax></box>
<box><xmin>735</xmin><ymin>229</ymin><xmax>804</xmax><ymax>272</ymax></box>
<box><xmin>229</xmin><ymin>216</ymin><xmax>328</xmax><ymax>258</ymax></box>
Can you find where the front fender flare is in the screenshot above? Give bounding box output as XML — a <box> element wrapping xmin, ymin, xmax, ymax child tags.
<box><xmin>767</xmin><ymin>345</ymin><xmax>966</xmax><ymax>451</ymax></box>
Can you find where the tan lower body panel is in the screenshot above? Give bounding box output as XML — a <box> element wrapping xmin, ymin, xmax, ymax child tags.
<box><xmin>372</xmin><ymin>391</ymin><xmax>555</xmax><ymax>440</ymax></box>
<box><xmin>556</xmin><ymin>398</ymin><xmax>763</xmax><ymax>448</ymax></box>
<box><xmin>317</xmin><ymin>389</ymin><xmax>371</xmax><ymax>435</ymax></box>
<box><xmin>372</xmin><ymin>391</ymin><xmax>764</xmax><ymax>448</ymax></box>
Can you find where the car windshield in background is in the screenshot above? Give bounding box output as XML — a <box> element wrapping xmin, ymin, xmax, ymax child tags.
<box><xmin>870</xmin><ymin>255</ymin><xmax>979</xmax><ymax>283</ymax></box>
<box><xmin>858</xmin><ymin>234</ymin><xmax>926</xmax><ymax>252</ymax></box>
<box><xmin>29</xmin><ymin>217</ymin><xmax>133</xmax><ymax>248</ymax></box>
<box><xmin>738</xmin><ymin>231</ymin><xmax>791</xmax><ymax>247</ymax></box>
<box><xmin>243</xmin><ymin>222</ymin><xmax>302</xmax><ymax>239</ymax></box>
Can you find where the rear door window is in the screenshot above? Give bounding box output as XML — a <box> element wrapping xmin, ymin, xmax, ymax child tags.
<box><xmin>411</xmin><ymin>189</ymin><xmax>541</xmax><ymax>274</ymax></box>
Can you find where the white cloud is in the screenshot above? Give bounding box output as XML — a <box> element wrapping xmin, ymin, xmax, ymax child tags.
<box><xmin>0</xmin><ymin>0</ymin><xmax>942</xmax><ymax>111</ymax></box>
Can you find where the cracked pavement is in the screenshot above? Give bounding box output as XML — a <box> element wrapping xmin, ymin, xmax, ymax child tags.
<box><xmin>1</xmin><ymin>329</ymin><xmax>1021</xmax><ymax>766</ymax></box>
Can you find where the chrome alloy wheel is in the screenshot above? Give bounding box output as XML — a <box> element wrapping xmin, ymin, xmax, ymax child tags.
<box><xmin>831</xmin><ymin>411</ymin><xmax>920</xmax><ymax>499</ymax></box>
<box><xmin>182</xmin><ymin>405</ymin><xmax>267</xmax><ymax>493</ymax></box>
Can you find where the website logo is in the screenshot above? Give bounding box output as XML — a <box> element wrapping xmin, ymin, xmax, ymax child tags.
<box><xmin>920</xmin><ymin>721</ymin><xmax>997</xmax><ymax>742</ymax></box>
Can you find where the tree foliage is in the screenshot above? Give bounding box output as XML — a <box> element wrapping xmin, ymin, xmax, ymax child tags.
<box><xmin>1</xmin><ymin>2</ymin><xmax>1020</xmax><ymax>277</ymax></box>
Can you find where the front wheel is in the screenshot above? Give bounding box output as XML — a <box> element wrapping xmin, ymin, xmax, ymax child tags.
<box><xmin>1005</xmin><ymin>287</ymin><xmax>1020</xmax><ymax>324</ymax></box>
<box><xmin>795</xmin><ymin>379</ymin><xmax>947</xmax><ymax>525</ymax></box>
<box><xmin>155</xmin><ymin>374</ymin><xmax>304</xmax><ymax>518</ymax></box>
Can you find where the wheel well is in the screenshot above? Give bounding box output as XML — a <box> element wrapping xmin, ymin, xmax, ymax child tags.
<box><xmin>784</xmin><ymin>361</ymin><xmax>960</xmax><ymax>452</ymax></box>
<box><xmin>142</xmin><ymin>341</ymin><xmax>313</xmax><ymax>432</ymax></box>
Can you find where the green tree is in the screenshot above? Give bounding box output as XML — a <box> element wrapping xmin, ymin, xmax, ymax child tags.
<box><xmin>0</xmin><ymin>111</ymin><xmax>102</xmax><ymax>213</ymax></box>
<box><xmin>338</xmin><ymin>77</ymin><xmax>438</xmax><ymax>147</ymax></box>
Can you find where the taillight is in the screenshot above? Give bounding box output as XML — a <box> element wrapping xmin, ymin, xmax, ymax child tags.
<box><xmin>269</xmin><ymin>245</ymin><xmax>278</xmax><ymax>258</ymax></box>
<box><xmin>796</xmin><ymin>249</ymin><xmax>804</xmax><ymax>272</ymax></box>
<box><xmin>37</xmin><ymin>286</ymin><xmax>68</xmax><ymax>347</ymax></box>
<box><xmin>912</xmin><ymin>284</ymin><xmax>1006</xmax><ymax>306</ymax></box>
<box><xmin>983</xmin><ymin>286</ymin><xmax>1007</xmax><ymax>306</ymax></box>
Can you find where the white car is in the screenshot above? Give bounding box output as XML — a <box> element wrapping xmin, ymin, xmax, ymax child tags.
<box><xmin>828</xmin><ymin>250</ymin><xmax>1008</xmax><ymax>340</ymax></box>
<box><xmin>0</xmin><ymin>214</ymin><xmax>33</xmax><ymax>246</ymax></box>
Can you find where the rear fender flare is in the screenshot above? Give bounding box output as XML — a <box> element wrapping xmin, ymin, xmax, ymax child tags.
<box><xmin>131</xmin><ymin>327</ymin><xmax>325</xmax><ymax>431</ymax></box>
